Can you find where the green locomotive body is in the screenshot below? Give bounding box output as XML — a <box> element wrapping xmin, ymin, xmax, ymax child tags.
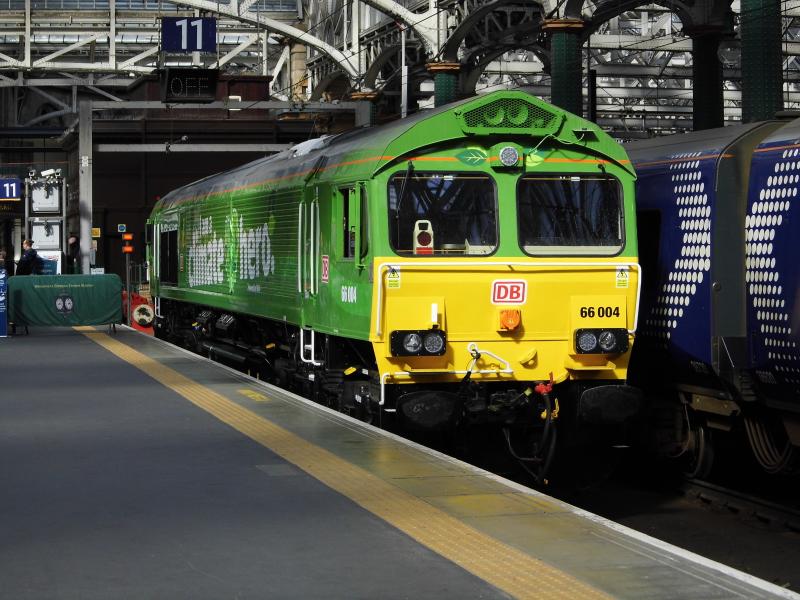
<box><xmin>148</xmin><ymin>91</ymin><xmax>641</xmax><ymax>480</ymax></box>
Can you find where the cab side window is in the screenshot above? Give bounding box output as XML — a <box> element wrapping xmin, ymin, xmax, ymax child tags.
<box><xmin>159</xmin><ymin>229</ymin><xmax>178</xmax><ymax>285</ymax></box>
<box><xmin>341</xmin><ymin>188</ymin><xmax>355</xmax><ymax>259</ymax></box>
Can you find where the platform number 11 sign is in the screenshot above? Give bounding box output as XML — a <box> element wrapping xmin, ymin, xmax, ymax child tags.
<box><xmin>161</xmin><ymin>17</ymin><xmax>217</xmax><ymax>53</ymax></box>
<box><xmin>0</xmin><ymin>178</ymin><xmax>21</xmax><ymax>201</ymax></box>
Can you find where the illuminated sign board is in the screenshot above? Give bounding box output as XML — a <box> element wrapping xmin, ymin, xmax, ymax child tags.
<box><xmin>160</xmin><ymin>68</ymin><xmax>218</xmax><ymax>104</ymax></box>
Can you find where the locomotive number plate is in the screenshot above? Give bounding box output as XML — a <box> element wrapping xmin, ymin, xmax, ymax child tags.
<box><xmin>571</xmin><ymin>296</ymin><xmax>626</xmax><ymax>326</ymax></box>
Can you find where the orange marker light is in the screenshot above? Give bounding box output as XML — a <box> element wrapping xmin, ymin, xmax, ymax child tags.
<box><xmin>499</xmin><ymin>309</ymin><xmax>521</xmax><ymax>331</ymax></box>
<box><xmin>122</xmin><ymin>245</ymin><xmax>134</xmax><ymax>254</ymax></box>
<box><xmin>122</xmin><ymin>233</ymin><xmax>134</xmax><ymax>241</ymax></box>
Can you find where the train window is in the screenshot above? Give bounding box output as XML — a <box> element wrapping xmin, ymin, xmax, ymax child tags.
<box><xmin>517</xmin><ymin>174</ymin><xmax>623</xmax><ymax>255</ymax></box>
<box><xmin>387</xmin><ymin>171</ymin><xmax>497</xmax><ymax>256</ymax></box>
<box><xmin>341</xmin><ymin>188</ymin><xmax>355</xmax><ymax>259</ymax></box>
<box><xmin>337</xmin><ymin>187</ymin><xmax>361</xmax><ymax>260</ymax></box>
<box><xmin>159</xmin><ymin>229</ymin><xmax>178</xmax><ymax>285</ymax></box>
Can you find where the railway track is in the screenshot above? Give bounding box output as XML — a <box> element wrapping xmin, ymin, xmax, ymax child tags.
<box><xmin>681</xmin><ymin>478</ymin><xmax>800</xmax><ymax>534</ymax></box>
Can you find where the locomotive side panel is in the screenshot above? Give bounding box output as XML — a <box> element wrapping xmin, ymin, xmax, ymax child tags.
<box><xmin>153</xmin><ymin>184</ymin><xmax>304</xmax><ymax>326</ymax></box>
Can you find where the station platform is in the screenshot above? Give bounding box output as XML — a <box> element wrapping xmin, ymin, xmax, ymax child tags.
<box><xmin>1</xmin><ymin>326</ymin><xmax>797</xmax><ymax>600</ymax></box>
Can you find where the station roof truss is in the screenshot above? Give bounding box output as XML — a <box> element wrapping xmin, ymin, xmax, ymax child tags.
<box><xmin>1</xmin><ymin>0</ymin><xmax>800</xmax><ymax>137</ymax></box>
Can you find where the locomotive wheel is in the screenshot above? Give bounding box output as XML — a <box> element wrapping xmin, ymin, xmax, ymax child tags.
<box><xmin>683</xmin><ymin>424</ymin><xmax>714</xmax><ymax>479</ymax></box>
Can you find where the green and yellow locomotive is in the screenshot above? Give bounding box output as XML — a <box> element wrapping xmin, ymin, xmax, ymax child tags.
<box><xmin>148</xmin><ymin>91</ymin><xmax>641</xmax><ymax>480</ymax></box>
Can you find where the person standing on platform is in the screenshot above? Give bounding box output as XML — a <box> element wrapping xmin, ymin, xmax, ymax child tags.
<box><xmin>16</xmin><ymin>239</ymin><xmax>43</xmax><ymax>276</ymax></box>
<box><xmin>66</xmin><ymin>234</ymin><xmax>80</xmax><ymax>274</ymax></box>
<box><xmin>1</xmin><ymin>246</ymin><xmax>14</xmax><ymax>276</ymax></box>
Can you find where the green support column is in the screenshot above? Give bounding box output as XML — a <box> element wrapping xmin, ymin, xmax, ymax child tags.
<box><xmin>544</xmin><ymin>19</ymin><xmax>584</xmax><ymax>116</ymax></box>
<box><xmin>348</xmin><ymin>91</ymin><xmax>380</xmax><ymax>126</ymax></box>
<box><xmin>690</xmin><ymin>30</ymin><xmax>724</xmax><ymax>130</ymax></box>
<box><xmin>427</xmin><ymin>62</ymin><xmax>461</xmax><ymax>107</ymax></box>
<box><xmin>741</xmin><ymin>0</ymin><xmax>783</xmax><ymax>122</ymax></box>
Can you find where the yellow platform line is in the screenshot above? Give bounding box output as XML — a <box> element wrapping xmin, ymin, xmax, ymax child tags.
<box><xmin>77</xmin><ymin>327</ymin><xmax>610</xmax><ymax>600</ymax></box>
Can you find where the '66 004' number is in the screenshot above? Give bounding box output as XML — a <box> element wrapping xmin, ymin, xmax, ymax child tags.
<box><xmin>580</xmin><ymin>306</ymin><xmax>620</xmax><ymax>318</ymax></box>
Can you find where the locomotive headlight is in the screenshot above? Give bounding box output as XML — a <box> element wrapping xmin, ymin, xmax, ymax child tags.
<box><xmin>575</xmin><ymin>328</ymin><xmax>629</xmax><ymax>354</ymax></box>
<box><xmin>577</xmin><ymin>331</ymin><xmax>598</xmax><ymax>353</ymax></box>
<box><xmin>423</xmin><ymin>331</ymin><xmax>445</xmax><ymax>354</ymax></box>
<box><xmin>499</xmin><ymin>146</ymin><xmax>520</xmax><ymax>166</ymax></box>
<box><xmin>403</xmin><ymin>333</ymin><xmax>422</xmax><ymax>353</ymax></box>
<box><xmin>390</xmin><ymin>329</ymin><xmax>448</xmax><ymax>356</ymax></box>
<box><xmin>598</xmin><ymin>330</ymin><xmax>617</xmax><ymax>352</ymax></box>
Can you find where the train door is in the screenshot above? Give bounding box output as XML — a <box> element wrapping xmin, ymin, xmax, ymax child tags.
<box><xmin>327</xmin><ymin>183</ymin><xmax>371</xmax><ymax>340</ymax></box>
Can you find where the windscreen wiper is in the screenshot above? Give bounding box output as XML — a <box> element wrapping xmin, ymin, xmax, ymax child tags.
<box><xmin>395</xmin><ymin>161</ymin><xmax>414</xmax><ymax>244</ymax></box>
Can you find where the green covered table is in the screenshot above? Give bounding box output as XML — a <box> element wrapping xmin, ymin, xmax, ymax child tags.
<box><xmin>8</xmin><ymin>274</ymin><xmax>122</xmax><ymax>327</ymax></box>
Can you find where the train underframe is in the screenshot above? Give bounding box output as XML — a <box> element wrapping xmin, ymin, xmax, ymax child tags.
<box><xmin>154</xmin><ymin>298</ymin><xmax>640</xmax><ymax>484</ymax></box>
<box><xmin>646</xmin><ymin>380</ymin><xmax>800</xmax><ymax>478</ymax></box>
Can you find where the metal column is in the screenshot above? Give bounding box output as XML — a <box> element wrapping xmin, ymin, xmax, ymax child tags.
<box><xmin>544</xmin><ymin>19</ymin><xmax>585</xmax><ymax>117</ymax></box>
<box><xmin>78</xmin><ymin>101</ymin><xmax>92</xmax><ymax>274</ymax></box>
<box><xmin>349</xmin><ymin>92</ymin><xmax>379</xmax><ymax>126</ymax></box>
<box><xmin>427</xmin><ymin>62</ymin><xmax>461</xmax><ymax>108</ymax></box>
<box><xmin>691</xmin><ymin>30</ymin><xmax>724</xmax><ymax>130</ymax></box>
<box><xmin>741</xmin><ymin>0</ymin><xmax>783</xmax><ymax>122</ymax></box>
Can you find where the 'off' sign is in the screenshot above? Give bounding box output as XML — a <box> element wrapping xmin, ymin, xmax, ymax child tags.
<box><xmin>491</xmin><ymin>280</ymin><xmax>527</xmax><ymax>305</ymax></box>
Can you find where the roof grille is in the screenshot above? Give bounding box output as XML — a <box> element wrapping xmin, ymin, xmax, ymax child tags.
<box><xmin>460</xmin><ymin>98</ymin><xmax>560</xmax><ymax>135</ymax></box>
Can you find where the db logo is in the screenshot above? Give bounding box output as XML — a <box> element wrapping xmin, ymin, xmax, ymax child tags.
<box><xmin>491</xmin><ymin>280</ymin><xmax>527</xmax><ymax>304</ymax></box>
<box><xmin>321</xmin><ymin>255</ymin><xmax>329</xmax><ymax>283</ymax></box>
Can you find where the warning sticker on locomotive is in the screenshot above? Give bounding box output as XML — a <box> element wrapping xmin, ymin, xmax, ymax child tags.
<box><xmin>387</xmin><ymin>267</ymin><xmax>401</xmax><ymax>289</ymax></box>
<box><xmin>491</xmin><ymin>280</ymin><xmax>527</xmax><ymax>305</ymax></box>
<box><xmin>615</xmin><ymin>267</ymin><xmax>629</xmax><ymax>288</ymax></box>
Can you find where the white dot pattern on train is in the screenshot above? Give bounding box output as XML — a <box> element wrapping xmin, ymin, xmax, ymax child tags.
<box><xmin>745</xmin><ymin>147</ymin><xmax>800</xmax><ymax>390</ymax></box>
<box><xmin>643</xmin><ymin>152</ymin><xmax>711</xmax><ymax>347</ymax></box>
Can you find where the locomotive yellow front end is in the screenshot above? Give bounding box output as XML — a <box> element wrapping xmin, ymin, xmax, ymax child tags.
<box><xmin>367</xmin><ymin>92</ymin><xmax>641</xmax><ymax>480</ymax></box>
<box><xmin>371</xmin><ymin>252</ymin><xmax>641</xmax><ymax>440</ymax></box>
<box><xmin>373</xmin><ymin>258</ymin><xmax>638</xmax><ymax>388</ymax></box>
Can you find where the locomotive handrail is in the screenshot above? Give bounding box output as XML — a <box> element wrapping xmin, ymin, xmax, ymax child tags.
<box><xmin>312</xmin><ymin>201</ymin><xmax>319</xmax><ymax>296</ymax></box>
<box><xmin>297</xmin><ymin>204</ymin><xmax>304</xmax><ymax>293</ymax></box>
<box><xmin>374</xmin><ymin>260</ymin><xmax>642</xmax><ymax>337</ymax></box>
<box><xmin>299</xmin><ymin>327</ymin><xmax>323</xmax><ymax>366</ymax></box>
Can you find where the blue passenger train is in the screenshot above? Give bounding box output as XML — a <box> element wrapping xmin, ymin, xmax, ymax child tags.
<box><xmin>627</xmin><ymin>120</ymin><xmax>800</xmax><ymax>476</ymax></box>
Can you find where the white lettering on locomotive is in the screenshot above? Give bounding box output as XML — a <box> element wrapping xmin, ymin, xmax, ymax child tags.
<box><xmin>186</xmin><ymin>214</ymin><xmax>275</xmax><ymax>288</ymax></box>
<box><xmin>341</xmin><ymin>285</ymin><xmax>357</xmax><ymax>303</ymax></box>
<box><xmin>238</xmin><ymin>215</ymin><xmax>275</xmax><ymax>282</ymax></box>
<box><xmin>188</xmin><ymin>216</ymin><xmax>224</xmax><ymax>287</ymax></box>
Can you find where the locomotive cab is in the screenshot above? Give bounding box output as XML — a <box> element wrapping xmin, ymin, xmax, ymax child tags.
<box><xmin>366</xmin><ymin>94</ymin><xmax>642</xmax><ymax>480</ymax></box>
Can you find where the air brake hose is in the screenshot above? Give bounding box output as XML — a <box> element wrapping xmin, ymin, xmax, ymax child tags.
<box><xmin>459</xmin><ymin>347</ymin><xmax>482</xmax><ymax>388</ymax></box>
<box><xmin>534</xmin><ymin>372</ymin><xmax>556</xmax><ymax>452</ymax></box>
